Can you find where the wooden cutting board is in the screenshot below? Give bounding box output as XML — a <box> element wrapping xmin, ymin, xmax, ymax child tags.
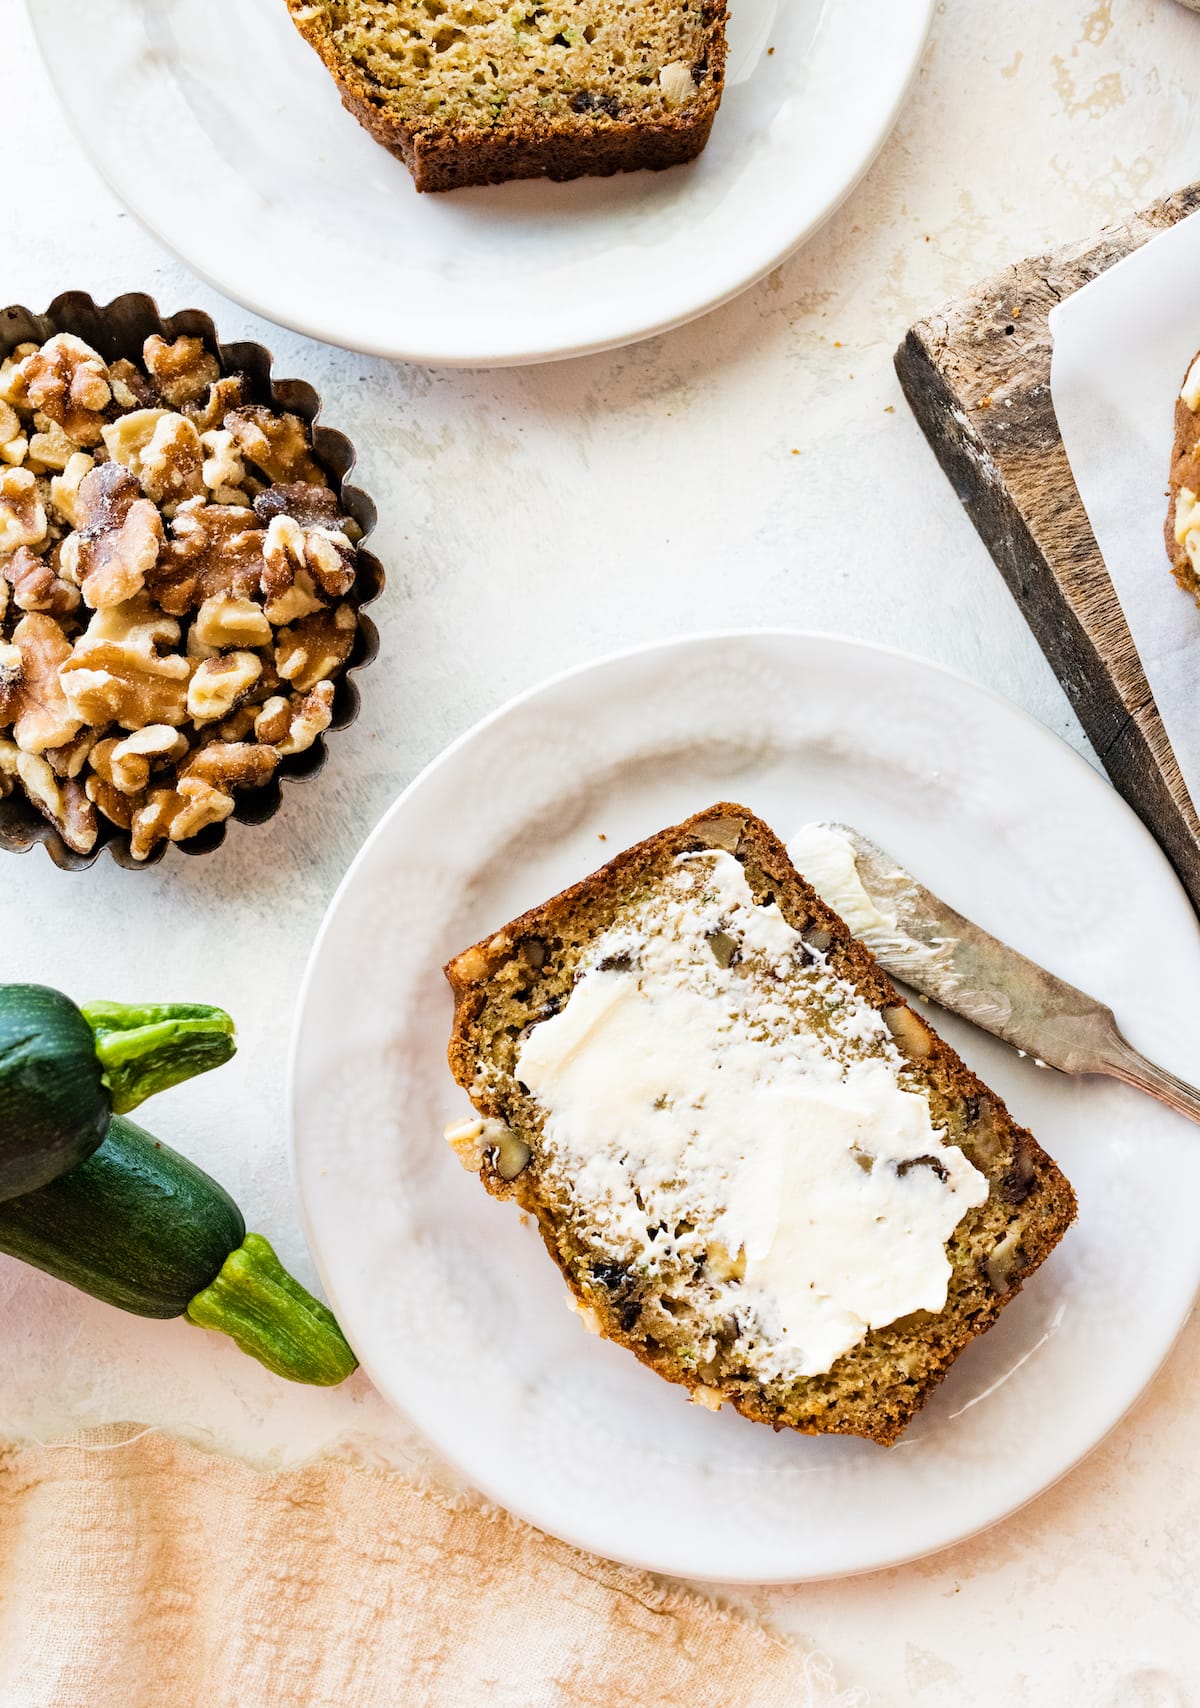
<box><xmin>895</xmin><ymin>184</ymin><xmax>1200</xmax><ymax>914</ymax></box>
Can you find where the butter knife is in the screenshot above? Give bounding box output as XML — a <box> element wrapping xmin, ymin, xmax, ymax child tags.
<box><xmin>797</xmin><ymin>822</ymin><xmax>1200</xmax><ymax>1125</ymax></box>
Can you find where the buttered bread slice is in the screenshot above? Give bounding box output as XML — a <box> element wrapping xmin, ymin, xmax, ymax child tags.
<box><xmin>444</xmin><ymin>804</ymin><xmax>1075</xmax><ymax>1446</ymax></box>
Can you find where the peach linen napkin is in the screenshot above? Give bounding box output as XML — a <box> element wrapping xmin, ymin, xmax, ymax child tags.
<box><xmin>0</xmin><ymin>1428</ymin><xmax>857</xmax><ymax>1708</ymax></box>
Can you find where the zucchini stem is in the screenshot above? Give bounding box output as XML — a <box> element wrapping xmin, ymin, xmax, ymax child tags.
<box><xmin>81</xmin><ymin>1002</ymin><xmax>236</xmax><ymax>1115</ymax></box>
<box><xmin>185</xmin><ymin>1233</ymin><xmax>358</xmax><ymax>1387</ymax></box>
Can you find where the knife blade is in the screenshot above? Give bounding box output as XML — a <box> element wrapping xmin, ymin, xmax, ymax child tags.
<box><xmin>793</xmin><ymin>822</ymin><xmax>1200</xmax><ymax>1126</ymax></box>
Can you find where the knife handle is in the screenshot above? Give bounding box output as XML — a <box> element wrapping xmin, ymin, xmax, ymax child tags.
<box><xmin>1097</xmin><ymin>1033</ymin><xmax>1200</xmax><ymax>1127</ymax></box>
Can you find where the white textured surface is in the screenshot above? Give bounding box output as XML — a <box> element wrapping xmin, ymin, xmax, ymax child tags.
<box><xmin>3</xmin><ymin>0</ymin><xmax>1200</xmax><ymax>1699</ymax></box>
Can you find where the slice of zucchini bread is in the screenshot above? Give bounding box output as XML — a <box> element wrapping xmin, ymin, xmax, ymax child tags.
<box><xmin>285</xmin><ymin>0</ymin><xmax>728</xmax><ymax>192</ymax></box>
<box><xmin>444</xmin><ymin>804</ymin><xmax>1076</xmax><ymax>1446</ymax></box>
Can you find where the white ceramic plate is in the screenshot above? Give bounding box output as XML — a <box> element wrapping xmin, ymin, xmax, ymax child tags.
<box><xmin>290</xmin><ymin>632</ymin><xmax>1200</xmax><ymax>1582</ymax></box>
<box><xmin>28</xmin><ymin>0</ymin><xmax>932</xmax><ymax>365</ymax></box>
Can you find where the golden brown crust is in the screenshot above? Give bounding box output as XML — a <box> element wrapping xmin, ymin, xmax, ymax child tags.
<box><xmin>285</xmin><ymin>1</ymin><xmax>727</xmax><ymax>192</ymax></box>
<box><xmin>445</xmin><ymin>804</ymin><xmax>1077</xmax><ymax>1447</ymax></box>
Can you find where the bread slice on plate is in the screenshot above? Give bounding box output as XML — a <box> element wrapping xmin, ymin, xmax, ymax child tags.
<box><xmin>444</xmin><ymin>804</ymin><xmax>1076</xmax><ymax>1446</ymax></box>
<box><xmin>285</xmin><ymin>1</ymin><xmax>728</xmax><ymax>192</ymax></box>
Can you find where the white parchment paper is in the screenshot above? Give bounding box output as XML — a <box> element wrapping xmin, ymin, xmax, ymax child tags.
<box><xmin>1049</xmin><ymin>209</ymin><xmax>1200</xmax><ymax>817</ymax></box>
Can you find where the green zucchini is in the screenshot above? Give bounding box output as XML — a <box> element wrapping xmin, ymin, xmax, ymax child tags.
<box><xmin>0</xmin><ymin>1114</ymin><xmax>244</xmax><ymax>1317</ymax></box>
<box><xmin>0</xmin><ymin>1114</ymin><xmax>358</xmax><ymax>1385</ymax></box>
<box><xmin>0</xmin><ymin>985</ymin><xmax>235</xmax><ymax>1204</ymax></box>
<box><xmin>0</xmin><ymin>985</ymin><xmax>109</xmax><ymax>1202</ymax></box>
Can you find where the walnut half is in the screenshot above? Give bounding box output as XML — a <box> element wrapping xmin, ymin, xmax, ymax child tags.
<box><xmin>63</xmin><ymin>463</ymin><xmax>164</xmax><ymax>610</ymax></box>
<box><xmin>181</xmin><ymin>741</ymin><xmax>279</xmax><ymax>791</ymax></box>
<box><xmin>129</xmin><ymin>778</ymin><xmax>234</xmax><ymax>862</ymax></box>
<box><xmin>61</xmin><ymin>633</ymin><xmax>191</xmax><ymax>731</ymax></box>
<box><xmin>8</xmin><ymin>613</ymin><xmax>82</xmax><ymax>754</ymax></box>
<box><xmin>16</xmin><ymin>334</ymin><xmax>111</xmax><ymax>447</ymax></box>
<box><xmin>143</xmin><ymin>335</ymin><xmax>221</xmax><ymax>409</ymax></box>
<box><xmin>254</xmin><ymin>680</ymin><xmax>334</xmax><ymax>756</ymax></box>
<box><xmin>0</xmin><ymin>466</ymin><xmax>47</xmax><ymax>557</ymax></box>
<box><xmin>187</xmin><ymin>651</ymin><xmax>262</xmax><ymax>724</ymax></box>
<box><xmin>275</xmin><ymin>603</ymin><xmax>356</xmax><ymax>694</ymax></box>
<box><xmin>16</xmin><ymin>751</ymin><xmax>97</xmax><ymax>854</ymax></box>
<box><xmin>102</xmin><ymin>725</ymin><xmax>190</xmax><ymax>794</ymax></box>
<box><xmin>3</xmin><ymin>545</ymin><xmax>80</xmax><ymax>618</ymax></box>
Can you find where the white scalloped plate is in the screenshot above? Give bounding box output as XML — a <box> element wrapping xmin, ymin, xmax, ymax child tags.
<box><xmin>290</xmin><ymin>632</ymin><xmax>1200</xmax><ymax>1581</ymax></box>
<box><xmin>28</xmin><ymin>0</ymin><xmax>932</xmax><ymax>365</ymax></box>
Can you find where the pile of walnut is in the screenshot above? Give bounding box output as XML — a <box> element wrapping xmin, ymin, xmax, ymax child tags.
<box><xmin>0</xmin><ymin>331</ymin><xmax>362</xmax><ymax>860</ymax></box>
